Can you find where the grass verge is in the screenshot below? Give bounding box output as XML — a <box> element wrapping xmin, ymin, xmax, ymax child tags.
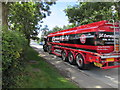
<box><xmin>15</xmin><ymin>47</ymin><xmax>79</xmax><ymax>88</ymax></box>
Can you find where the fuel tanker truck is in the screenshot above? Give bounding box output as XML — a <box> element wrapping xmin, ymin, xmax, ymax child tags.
<box><xmin>43</xmin><ymin>20</ymin><xmax>120</xmax><ymax>70</ymax></box>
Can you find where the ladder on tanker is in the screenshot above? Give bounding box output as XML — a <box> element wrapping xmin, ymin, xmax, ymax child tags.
<box><xmin>106</xmin><ymin>20</ymin><xmax>120</xmax><ymax>52</ymax></box>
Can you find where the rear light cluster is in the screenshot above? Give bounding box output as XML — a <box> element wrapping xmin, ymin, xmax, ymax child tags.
<box><xmin>115</xmin><ymin>44</ymin><xmax>119</xmax><ymax>52</ymax></box>
<box><xmin>100</xmin><ymin>58</ymin><xmax>114</xmax><ymax>63</ymax></box>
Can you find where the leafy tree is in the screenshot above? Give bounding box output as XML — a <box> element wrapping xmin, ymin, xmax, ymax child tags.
<box><xmin>46</xmin><ymin>26</ymin><xmax>62</xmax><ymax>35</ymax></box>
<box><xmin>8</xmin><ymin>2</ymin><xmax>55</xmax><ymax>45</ymax></box>
<box><xmin>52</xmin><ymin>26</ymin><xmax>62</xmax><ymax>32</ymax></box>
<box><xmin>62</xmin><ymin>24</ymin><xmax>76</xmax><ymax>30</ymax></box>
<box><xmin>39</xmin><ymin>25</ymin><xmax>49</xmax><ymax>42</ymax></box>
<box><xmin>64</xmin><ymin>2</ymin><xmax>119</xmax><ymax>25</ymax></box>
<box><xmin>46</xmin><ymin>24</ymin><xmax>76</xmax><ymax>35</ymax></box>
<box><xmin>114</xmin><ymin>1</ymin><xmax>120</xmax><ymax>20</ymax></box>
<box><xmin>41</xmin><ymin>25</ymin><xmax>49</xmax><ymax>36</ymax></box>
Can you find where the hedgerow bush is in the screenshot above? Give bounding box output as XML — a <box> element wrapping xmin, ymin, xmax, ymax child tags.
<box><xmin>2</xmin><ymin>29</ymin><xmax>28</xmax><ymax>88</ymax></box>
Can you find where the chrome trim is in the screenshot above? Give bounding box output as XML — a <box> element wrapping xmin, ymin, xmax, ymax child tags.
<box><xmin>101</xmin><ymin>55</ymin><xmax>120</xmax><ymax>59</ymax></box>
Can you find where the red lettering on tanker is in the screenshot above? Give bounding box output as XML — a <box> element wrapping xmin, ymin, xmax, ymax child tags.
<box><xmin>80</xmin><ymin>34</ymin><xmax>86</xmax><ymax>44</ymax></box>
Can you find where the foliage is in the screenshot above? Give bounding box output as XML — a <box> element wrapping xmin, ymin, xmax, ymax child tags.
<box><xmin>2</xmin><ymin>29</ymin><xmax>28</xmax><ymax>88</ymax></box>
<box><xmin>46</xmin><ymin>24</ymin><xmax>76</xmax><ymax>35</ymax></box>
<box><xmin>64</xmin><ymin>2</ymin><xmax>119</xmax><ymax>25</ymax></box>
<box><xmin>62</xmin><ymin>24</ymin><xmax>76</xmax><ymax>30</ymax></box>
<box><xmin>41</xmin><ymin>2</ymin><xmax>120</xmax><ymax>35</ymax></box>
<box><xmin>1</xmin><ymin>1</ymin><xmax>56</xmax><ymax>88</ymax></box>
<box><xmin>41</xmin><ymin>25</ymin><xmax>49</xmax><ymax>36</ymax></box>
<box><xmin>8</xmin><ymin>2</ymin><xmax>55</xmax><ymax>45</ymax></box>
<box><xmin>114</xmin><ymin>1</ymin><xmax>120</xmax><ymax>20</ymax></box>
<box><xmin>46</xmin><ymin>26</ymin><xmax>62</xmax><ymax>35</ymax></box>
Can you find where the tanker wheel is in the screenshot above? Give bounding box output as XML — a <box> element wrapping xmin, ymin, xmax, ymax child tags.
<box><xmin>68</xmin><ymin>52</ymin><xmax>76</xmax><ymax>64</ymax></box>
<box><xmin>76</xmin><ymin>54</ymin><xmax>90</xmax><ymax>70</ymax></box>
<box><xmin>43</xmin><ymin>44</ymin><xmax>47</xmax><ymax>52</ymax></box>
<box><xmin>61</xmin><ymin>50</ymin><xmax>68</xmax><ymax>62</ymax></box>
<box><xmin>47</xmin><ymin>45</ymin><xmax>52</xmax><ymax>54</ymax></box>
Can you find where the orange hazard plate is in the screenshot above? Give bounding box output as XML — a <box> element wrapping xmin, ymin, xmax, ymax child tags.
<box><xmin>106</xmin><ymin>58</ymin><xmax>114</xmax><ymax>61</ymax></box>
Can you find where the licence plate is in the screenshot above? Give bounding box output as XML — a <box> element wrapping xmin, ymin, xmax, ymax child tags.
<box><xmin>94</xmin><ymin>62</ymin><xmax>102</xmax><ymax>67</ymax></box>
<box><xmin>106</xmin><ymin>58</ymin><xmax>114</xmax><ymax>61</ymax></box>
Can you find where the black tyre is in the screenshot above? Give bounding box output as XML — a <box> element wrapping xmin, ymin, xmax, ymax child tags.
<box><xmin>68</xmin><ymin>52</ymin><xmax>76</xmax><ymax>64</ymax></box>
<box><xmin>47</xmin><ymin>45</ymin><xmax>52</xmax><ymax>54</ymax></box>
<box><xmin>43</xmin><ymin>44</ymin><xmax>47</xmax><ymax>52</ymax></box>
<box><xmin>61</xmin><ymin>51</ymin><xmax>68</xmax><ymax>62</ymax></box>
<box><xmin>76</xmin><ymin>54</ymin><xmax>90</xmax><ymax>70</ymax></box>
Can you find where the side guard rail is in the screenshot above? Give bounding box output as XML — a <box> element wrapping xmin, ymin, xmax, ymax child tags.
<box><xmin>101</xmin><ymin>65</ymin><xmax>120</xmax><ymax>69</ymax></box>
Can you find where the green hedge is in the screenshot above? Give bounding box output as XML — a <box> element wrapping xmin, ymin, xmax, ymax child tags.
<box><xmin>2</xmin><ymin>30</ymin><xmax>28</xmax><ymax>88</ymax></box>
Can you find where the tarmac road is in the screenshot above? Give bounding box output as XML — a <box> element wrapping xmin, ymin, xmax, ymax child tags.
<box><xmin>30</xmin><ymin>40</ymin><xmax>120</xmax><ymax>89</ymax></box>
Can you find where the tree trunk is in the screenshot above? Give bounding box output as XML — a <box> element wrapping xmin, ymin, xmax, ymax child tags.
<box><xmin>118</xmin><ymin>2</ymin><xmax>120</xmax><ymax>20</ymax></box>
<box><xmin>0</xmin><ymin>3</ymin><xmax>2</xmax><ymax>26</ymax></box>
<box><xmin>28</xmin><ymin>38</ymin><xmax>30</xmax><ymax>46</ymax></box>
<box><xmin>2</xmin><ymin>2</ymin><xmax>8</xmax><ymax>28</ymax></box>
<box><xmin>26</xmin><ymin>35</ymin><xmax>30</xmax><ymax>46</ymax></box>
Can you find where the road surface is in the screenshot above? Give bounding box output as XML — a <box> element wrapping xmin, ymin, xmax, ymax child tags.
<box><xmin>30</xmin><ymin>40</ymin><xmax>120</xmax><ymax>89</ymax></box>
